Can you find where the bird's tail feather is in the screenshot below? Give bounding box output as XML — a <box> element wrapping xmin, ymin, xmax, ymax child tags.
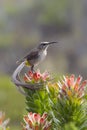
<box><xmin>16</xmin><ymin>59</ymin><xmax>25</xmax><ymax>64</ymax></box>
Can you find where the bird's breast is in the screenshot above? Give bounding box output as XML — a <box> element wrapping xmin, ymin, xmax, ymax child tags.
<box><xmin>39</xmin><ymin>50</ymin><xmax>47</xmax><ymax>61</ymax></box>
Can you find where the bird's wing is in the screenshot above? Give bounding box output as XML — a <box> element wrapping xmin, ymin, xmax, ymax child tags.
<box><xmin>25</xmin><ymin>50</ymin><xmax>39</xmax><ymax>61</ymax></box>
<box><xmin>17</xmin><ymin>50</ymin><xmax>39</xmax><ymax>63</ymax></box>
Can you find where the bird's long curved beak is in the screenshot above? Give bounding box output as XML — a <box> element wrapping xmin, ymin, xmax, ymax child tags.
<box><xmin>47</xmin><ymin>41</ymin><xmax>58</xmax><ymax>45</ymax></box>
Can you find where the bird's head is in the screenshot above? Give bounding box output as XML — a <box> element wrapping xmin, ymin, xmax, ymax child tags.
<box><xmin>38</xmin><ymin>41</ymin><xmax>58</xmax><ymax>51</ymax></box>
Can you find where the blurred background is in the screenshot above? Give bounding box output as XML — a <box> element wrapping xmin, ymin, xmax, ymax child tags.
<box><xmin>0</xmin><ymin>0</ymin><xmax>87</xmax><ymax>129</ymax></box>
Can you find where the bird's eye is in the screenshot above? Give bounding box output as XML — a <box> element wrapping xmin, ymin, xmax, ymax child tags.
<box><xmin>42</xmin><ymin>43</ymin><xmax>46</xmax><ymax>46</ymax></box>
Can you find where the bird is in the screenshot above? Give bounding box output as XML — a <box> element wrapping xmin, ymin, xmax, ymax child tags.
<box><xmin>17</xmin><ymin>41</ymin><xmax>58</xmax><ymax>72</ymax></box>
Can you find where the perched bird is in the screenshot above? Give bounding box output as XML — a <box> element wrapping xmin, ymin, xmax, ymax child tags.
<box><xmin>17</xmin><ymin>41</ymin><xmax>58</xmax><ymax>71</ymax></box>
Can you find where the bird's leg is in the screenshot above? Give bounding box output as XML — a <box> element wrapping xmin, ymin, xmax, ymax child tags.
<box><xmin>31</xmin><ymin>65</ymin><xmax>35</xmax><ymax>73</ymax></box>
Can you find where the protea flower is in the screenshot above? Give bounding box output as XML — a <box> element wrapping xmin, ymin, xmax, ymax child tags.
<box><xmin>22</xmin><ymin>112</ymin><xmax>51</xmax><ymax>130</ymax></box>
<box><xmin>58</xmin><ymin>74</ymin><xmax>87</xmax><ymax>101</ymax></box>
<box><xmin>24</xmin><ymin>70</ymin><xmax>50</xmax><ymax>83</ymax></box>
<box><xmin>0</xmin><ymin>111</ymin><xmax>10</xmax><ymax>130</ymax></box>
<box><xmin>52</xmin><ymin>75</ymin><xmax>87</xmax><ymax>129</ymax></box>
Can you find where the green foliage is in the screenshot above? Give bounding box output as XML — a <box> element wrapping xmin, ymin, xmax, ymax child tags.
<box><xmin>51</xmin><ymin>97</ymin><xmax>87</xmax><ymax>129</ymax></box>
<box><xmin>64</xmin><ymin>122</ymin><xmax>78</xmax><ymax>130</ymax></box>
<box><xmin>25</xmin><ymin>88</ymin><xmax>51</xmax><ymax>114</ymax></box>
